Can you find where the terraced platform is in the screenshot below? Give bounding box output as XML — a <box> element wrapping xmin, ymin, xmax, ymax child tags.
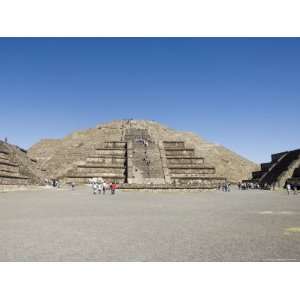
<box><xmin>0</xmin><ymin>142</ymin><xmax>29</xmax><ymax>185</ymax></box>
<box><xmin>60</xmin><ymin>127</ymin><xmax>226</xmax><ymax>189</ymax></box>
<box><xmin>248</xmin><ymin>149</ymin><xmax>300</xmax><ymax>188</ymax></box>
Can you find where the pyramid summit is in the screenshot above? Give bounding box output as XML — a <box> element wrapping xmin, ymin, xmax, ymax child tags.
<box><xmin>27</xmin><ymin>119</ymin><xmax>258</xmax><ymax>189</ymax></box>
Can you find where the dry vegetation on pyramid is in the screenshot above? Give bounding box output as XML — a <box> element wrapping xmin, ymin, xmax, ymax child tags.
<box><xmin>28</xmin><ymin>120</ymin><xmax>258</xmax><ymax>189</ymax></box>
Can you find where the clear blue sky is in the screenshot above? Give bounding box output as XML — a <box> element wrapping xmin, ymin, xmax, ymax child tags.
<box><xmin>0</xmin><ymin>38</ymin><xmax>299</xmax><ymax>163</ymax></box>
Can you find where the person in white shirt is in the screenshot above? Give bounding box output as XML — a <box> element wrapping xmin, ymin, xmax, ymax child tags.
<box><xmin>286</xmin><ymin>184</ymin><xmax>291</xmax><ymax>195</ymax></box>
<box><xmin>98</xmin><ymin>182</ymin><xmax>103</xmax><ymax>194</ymax></box>
<box><xmin>92</xmin><ymin>182</ymin><xmax>98</xmax><ymax>195</ymax></box>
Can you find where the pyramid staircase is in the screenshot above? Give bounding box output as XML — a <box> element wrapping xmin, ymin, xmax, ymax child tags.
<box><xmin>248</xmin><ymin>149</ymin><xmax>300</xmax><ymax>188</ymax></box>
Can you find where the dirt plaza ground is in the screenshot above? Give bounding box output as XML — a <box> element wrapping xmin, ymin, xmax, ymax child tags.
<box><xmin>0</xmin><ymin>187</ymin><xmax>299</xmax><ymax>262</ymax></box>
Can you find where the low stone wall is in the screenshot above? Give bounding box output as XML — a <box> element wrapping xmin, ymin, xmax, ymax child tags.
<box><xmin>0</xmin><ymin>185</ymin><xmax>49</xmax><ymax>193</ymax></box>
<box><xmin>118</xmin><ymin>183</ymin><xmax>218</xmax><ymax>191</ymax></box>
<box><xmin>0</xmin><ymin>176</ymin><xmax>29</xmax><ymax>185</ymax></box>
<box><xmin>65</xmin><ymin>175</ymin><xmax>125</xmax><ymax>184</ymax></box>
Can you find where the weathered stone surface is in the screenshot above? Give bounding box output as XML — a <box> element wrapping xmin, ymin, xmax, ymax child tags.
<box><xmin>248</xmin><ymin>149</ymin><xmax>300</xmax><ymax>188</ymax></box>
<box><xmin>28</xmin><ymin>120</ymin><xmax>258</xmax><ymax>185</ymax></box>
<box><xmin>0</xmin><ymin>141</ymin><xmax>45</xmax><ymax>185</ymax></box>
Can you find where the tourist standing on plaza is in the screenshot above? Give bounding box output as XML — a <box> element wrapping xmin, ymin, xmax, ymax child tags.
<box><xmin>92</xmin><ymin>182</ymin><xmax>98</xmax><ymax>195</ymax></box>
<box><xmin>227</xmin><ymin>183</ymin><xmax>231</xmax><ymax>192</ymax></box>
<box><xmin>293</xmin><ymin>185</ymin><xmax>297</xmax><ymax>195</ymax></box>
<box><xmin>111</xmin><ymin>182</ymin><xmax>117</xmax><ymax>195</ymax></box>
<box><xmin>286</xmin><ymin>183</ymin><xmax>291</xmax><ymax>195</ymax></box>
<box><xmin>98</xmin><ymin>182</ymin><xmax>103</xmax><ymax>194</ymax></box>
<box><xmin>102</xmin><ymin>182</ymin><xmax>107</xmax><ymax>195</ymax></box>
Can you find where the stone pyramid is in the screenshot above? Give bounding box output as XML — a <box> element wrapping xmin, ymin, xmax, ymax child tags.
<box><xmin>28</xmin><ymin>120</ymin><xmax>257</xmax><ymax>189</ymax></box>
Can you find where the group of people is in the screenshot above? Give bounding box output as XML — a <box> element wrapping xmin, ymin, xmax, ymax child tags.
<box><xmin>136</xmin><ymin>138</ymin><xmax>149</xmax><ymax>147</ymax></box>
<box><xmin>45</xmin><ymin>178</ymin><xmax>62</xmax><ymax>188</ymax></box>
<box><xmin>237</xmin><ymin>181</ymin><xmax>299</xmax><ymax>195</ymax></box>
<box><xmin>238</xmin><ymin>182</ymin><xmax>261</xmax><ymax>190</ymax></box>
<box><xmin>91</xmin><ymin>180</ymin><xmax>118</xmax><ymax>195</ymax></box>
<box><xmin>218</xmin><ymin>182</ymin><xmax>231</xmax><ymax>192</ymax></box>
<box><xmin>45</xmin><ymin>177</ymin><xmax>118</xmax><ymax>195</ymax></box>
<box><xmin>135</xmin><ymin>138</ymin><xmax>151</xmax><ymax>166</ymax></box>
<box><xmin>46</xmin><ymin>178</ymin><xmax>74</xmax><ymax>189</ymax></box>
<box><xmin>143</xmin><ymin>157</ymin><xmax>151</xmax><ymax>166</ymax></box>
<box><xmin>286</xmin><ymin>183</ymin><xmax>298</xmax><ymax>195</ymax></box>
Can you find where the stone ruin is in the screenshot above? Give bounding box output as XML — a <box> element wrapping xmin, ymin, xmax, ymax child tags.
<box><xmin>26</xmin><ymin>120</ymin><xmax>258</xmax><ymax>190</ymax></box>
<box><xmin>5</xmin><ymin>118</ymin><xmax>299</xmax><ymax>191</ymax></box>
<box><xmin>0</xmin><ymin>140</ymin><xmax>44</xmax><ymax>186</ymax></box>
<box><xmin>64</xmin><ymin>129</ymin><xmax>225</xmax><ymax>190</ymax></box>
<box><xmin>247</xmin><ymin>149</ymin><xmax>300</xmax><ymax>189</ymax></box>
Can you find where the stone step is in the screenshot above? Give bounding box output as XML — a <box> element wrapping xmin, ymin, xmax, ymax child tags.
<box><xmin>66</xmin><ymin>175</ymin><xmax>124</xmax><ymax>184</ymax></box>
<box><xmin>0</xmin><ymin>149</ymin><xmax>9</xmax><ymax>155</ymax></box>
<box><xmin>103</xmin><ymin>141</ymin><xmax>127</xmax><ymax>148</ymax></box>
<box><xmin>95</xmin><ymin>147</ymin><xmax>126</xmax><ymax>151</ymax></box>
<box><xmin>101</xmin><ymin>146</ymin><xmax>127</xmax><ymax>150</ymax></box>
<box><xmin>0</xmin><ymin>171</ymin><xmax>29</xmax><ymax>179</ymax></box>
<box><xmin>171</xmin><ymin>174</ymin><xmax>219</xmax><ymax>179</ymax></box>
<box><xmin>0</xmin><ymin>169</ymin><xmax>16</xmax><ymax>174</ymax></box>
<box><xmin>0</xmin><ymin>166</ymin><xmax>19</xmax><ymax>173</ymax></box>
<box><xmin>95</xmin><ymin>149</ymin><xmax>126</xmax><ymax>154</ymax></box>
<box><xmin>0</xmin><ymin>177</ymin><xmax>29</xmax><ymax>185</ymax></box>
<box><xmin>166</xmin><ymin>153</ymin><xmax>196</xmax><ymax>158</ymax></box>
<box><xmin>165</xmin><ymin>148</ymin><xmax>195</xmax><ymax>151</ymax></box>
<box><xmin>0</xmin><ymin>161</ymin><xmax>19</xmax><ymax>167</ymax></box>
<box><xmin>87</xmin><ymin>155</ymin><xmax>126</xmax><ymax>159</ymax></box>
<box><xmin>166</xmin><ymin>156</ymin><xmax>204</xmax><ymax>159</ymax></box>
<box><xmin>0</xmin><ymin>160</ymin><xmax>18</xmax><ymax>167</ymax></box>
<box><xmin>0</xmin><ymin>153</ymin><xmax>10</xmax><ymax>160</ymax></box>
<box><xmin>67</xmin><ymin>174</ymin><xmax>125</xmax><ymax>179</ymax></box>
<box><xmin>170</xmin><ymin>170</ymin><xmax>216</xmax><ymax>176</ymax></box>
<box><xmin>168</xmin><ymin>165</ymin><xmax>214</xmax><ymax>169</ymax></box>
<box><xmin>77</xmin><ymin>164</ymin><xmax>125</xmax><ymax>169</ymax></box>
<box><xmin>163</xmin><ymin>141</ymin><xmax>185</xmax><ymax>148</ymax></box>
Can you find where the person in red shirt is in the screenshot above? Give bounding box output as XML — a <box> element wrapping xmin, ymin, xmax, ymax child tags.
<box><xmin>111</xmin><ymin>182</ymin><xmax>118</xmax><ymax>195</ymax></box>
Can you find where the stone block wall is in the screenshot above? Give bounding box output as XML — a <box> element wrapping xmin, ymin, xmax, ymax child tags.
<box><xmin>0</xmin><ymin>142</ymin><xmax>29</xmax><ymax>185</ymax></box>
<box><xmin>163</xmin><ymin>141</ymin><xmax>225</xmax><ymax>187</ymax></box>
<box><xmin>64</xmin><ymin>141</ymin><xmax>127</xmax><ymax>184</ymax></box>
<box><xmin>249</xmin><ymin>149</ymin><xmax>300</xmax><ymax>188</ymax></box>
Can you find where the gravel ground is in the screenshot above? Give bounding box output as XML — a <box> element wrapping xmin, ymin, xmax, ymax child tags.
<box><xmin>0</xmin><ymin>187</ymin><xmax>299</xmax><ymax>261</ymax></box>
